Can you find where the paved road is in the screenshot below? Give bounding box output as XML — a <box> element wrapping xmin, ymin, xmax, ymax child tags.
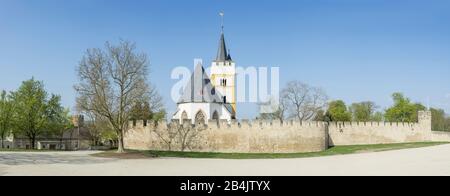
<box><xmin>1</xmin><ymin>144</ymin><xmax>450</xmax><ymax>176</ymax></box>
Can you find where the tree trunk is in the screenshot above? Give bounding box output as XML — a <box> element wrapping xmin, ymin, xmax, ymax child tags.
<box><xmin>1</xmin><ymin>134</ymin><xmax>4</xmax><ymax>149</ymax></box>
<box><xmin>117</xmin><ymin>130</ymin><xmax>125</xmax><ymax>153</ymax></box>
<box><xmin>59</xmin><ymin>133</ymin><xmax>64</xmax><ymax>150</ymax></box>
<box><xmin>30</xmin><ymin>137</ymin><xmax>35</xmax><ymax>149</ymax></box>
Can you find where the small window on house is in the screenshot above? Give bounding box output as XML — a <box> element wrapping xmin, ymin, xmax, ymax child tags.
<box><xmin>223</xmin><ymin>96</ymin><xmax>227</xmax><ymax>103</ymax></box>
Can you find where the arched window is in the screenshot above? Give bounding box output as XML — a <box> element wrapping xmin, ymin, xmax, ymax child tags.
<box><xmin>195</xmin><ymin>110</ymin><xmax>206</xmax><ymax>125</ymax></box>
<box><xmin>181</xmin><ymin>111</ymin><xmax>188</xmax><ymax>123</ymax></box>
<box><xmin>212</xmin><ymin>111</ymin><xmax>219</xmax><ymax>120</ymax></box>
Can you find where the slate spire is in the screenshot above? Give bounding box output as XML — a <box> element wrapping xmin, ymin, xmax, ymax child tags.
<box><xmin>216</xmin><ymin>33</ymin><xmax>230</xmax><ymax>61</ymax></box>
<box><xmin>216</xmin><ymin>12</ymin><xmax>232</xmax><ymax>62</ymax></box>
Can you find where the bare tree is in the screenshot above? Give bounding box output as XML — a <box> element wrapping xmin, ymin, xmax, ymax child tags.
<box><xmin>275</xmin><ymin>96</ymin><xmax>289</xmax><ymax>123</ymax></box>
<box><xmin>283</xmin><ymin>81</ymin><xmax>328</xmax><ymax>121</ymax></box>
<box><xmin>81</xmin><ymin>111</ymin><xmax>111</xmax><ymax>146</ymax></box>
<box><xmin>258</xmin><ymin>96</ymin><xmax>288</xmax><ymax>123</ymax></box>
<box><xmin>75</xmin><ymin>41</ymin><xmax>151</xmax><ymax>153</ymax></box>
<box><xmin>148</xmin><ymin>85</ymin><xmax>165</xmax><ymax>116</ymax></box>
<box><xmin>175</xmin><ymin>122</ymin><xmax>205</xmax><ymax>152</ymax></box>
<box><xmin>152</xmin><ymin>122</ymin><xmax>178</xmax><ymax>151</ymax></box>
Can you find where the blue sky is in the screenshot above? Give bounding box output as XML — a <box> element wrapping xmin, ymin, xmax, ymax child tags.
<box><xmin>1</xmin><ymin>0</ymin><xmax>450</xmax><ymax>119</ymax></box>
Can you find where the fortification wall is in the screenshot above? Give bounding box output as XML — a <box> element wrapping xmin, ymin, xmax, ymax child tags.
<box><xmin>124</xmin><ymin>120</ymin><xmax>328</xmax><ymax>153</ymax></box>
<box><xmin>327</xmin><ymin>111</ymin><xmax>441</xmax><ymax>146</ymax></box>
<box><xmin>124</xmin><ymin>111</ymin><xmax>445</xmax><ymax>153</ymax></box>
<box><xmin>327</xmin><ymin>121</ymin><xmax>431</xmax><ymax>146</ymax></box>
<box><xmin>431</xmin><ymin>131</ymin><xmax>450</xmax><ymax>142</ymax></box>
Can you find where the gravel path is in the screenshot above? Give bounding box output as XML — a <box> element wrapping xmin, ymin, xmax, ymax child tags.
<box><xmin>1</xmin><ymin>144</ymin><xmax>450</xmax><ymax>176</ymax></box>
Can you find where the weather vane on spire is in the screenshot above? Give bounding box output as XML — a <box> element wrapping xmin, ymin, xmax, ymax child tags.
<box><xmin>219</xmin><ymin>11</ymin><xmax>224</xmax><ymax>32</ymax></box>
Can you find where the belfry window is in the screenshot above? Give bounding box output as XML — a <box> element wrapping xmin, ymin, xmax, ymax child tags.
<box><xmin>220</xmin><ymin>79</ymin><xmax>227</xmax><ymax>86</ymax></box>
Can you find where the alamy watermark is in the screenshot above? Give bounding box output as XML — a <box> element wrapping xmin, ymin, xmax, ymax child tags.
<box><xmin>171</xmin><ymin>59</ymin><xmax>280</xmax><ymax>113</ymax></box>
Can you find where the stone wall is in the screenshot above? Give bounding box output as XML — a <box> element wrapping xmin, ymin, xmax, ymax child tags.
<box><xmin>431</xmin><ymin>131</ymin><xmax>450</xmax><ymax>142</ymax></box>
<box><xmin>327</xmin><ymin>121</ymin><xmax>430</xmax><ymax>146</ymax></box>
<box><xmin>124</xmin><ymin>111</ymin><xmax>450</xmax><ymax>153</ymax></box>
<box><xmin>327</xmin><ymin>111</ymin><xmax>450</xmax><ymax>146</ymax></box>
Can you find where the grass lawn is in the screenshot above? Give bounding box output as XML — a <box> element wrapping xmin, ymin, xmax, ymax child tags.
<box><xmin>92</xmin><ymin>142</ymin><xmax>449</xmax><ymax>159</ymax></box>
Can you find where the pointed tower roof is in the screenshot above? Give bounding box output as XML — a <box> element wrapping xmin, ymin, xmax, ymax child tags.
<box><xmin>215</xmin><ymin>12</ymin><xmax>232</xmax><ymax>62</ymax></box>
<box><xmin>227</xmin><ymin>49</ymin><xmax>232</xmax><ymax>61</ymax></box>
<box><xmin>216</xmin><ymin>33</ymin><xmax>232</xmax><ymax>62</ymax></box>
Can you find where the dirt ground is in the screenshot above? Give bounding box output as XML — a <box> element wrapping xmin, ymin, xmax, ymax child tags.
<box><xmin>1</xmin><ymin>144</ymin><xmax>450</xmax><ymax>176</ymax></box>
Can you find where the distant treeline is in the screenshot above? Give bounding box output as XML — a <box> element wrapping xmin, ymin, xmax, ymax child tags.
<box><xmin>259</xmin><ymin>81</ymin><xmax>450</xmax><ymax>132</ymax></box>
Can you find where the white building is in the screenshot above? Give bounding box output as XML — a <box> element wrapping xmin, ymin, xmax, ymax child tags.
<box><xmin>173</xmin><ymin>29</ymin><xmax>236</xmax><ymax>124</ymax></box>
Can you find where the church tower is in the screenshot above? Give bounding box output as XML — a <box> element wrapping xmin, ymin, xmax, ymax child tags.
<box><xmin>210</xmin><ymin>12</ymin><xmax>236</xmax><ymax>116</ymax></box>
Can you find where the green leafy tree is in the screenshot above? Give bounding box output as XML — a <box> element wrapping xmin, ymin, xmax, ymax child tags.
<box><xmin>0</xmin><ymin>90</ymin><xmax>14</xmax><ymax>148</ymax></box>
<box><xmin>10</xmin><ymin>78</ymin><xmax>66</xmax><ymax>149</ymax></box>
<box><xmin>385</xmin><ymin>93</ymin><xmax>426</xmax><ymax>122</ymax></box>
<box><xmin>314</xmin><ymin>109</ymin><xmax>331</xmax><ymax>122</ymax></box>
<box><xmin>47</xmin><ymin>98</ymin><xmax>74</xmax><ymax>148</ymax></box>
<box><xmin>446</xmin><ymin>118</ymin><xmax>450</xmax><ymax>132</ymax></box>
<box><xmin>371</xmin><ymin>112</ymin><xmax>384</xmax><ymax>122</ymax></box>
<box><xmin>349</xmin><ymin>101</ymin><xmax>379</xmax><ymax>122</ymax></box>
<box><xmin>129</xmin><ymin>100</ymin><xmax>166</xmax><ymax>122</ymax></box>
<box><xmin>430</xmin><ymin>108</ymin><xmax>449</xmax><ymax>131</ymax></box>
<box><xmin>130</xmin><ymin>100</ymin><xmax>152</xmax><ymax>120</ymax></box>
<box><xmin>83</xmin><ymin>112</ymin><xmax>113</xmax><ymax>146</ymax></box>
<box><xmin>152</xmin><ymin>109</ymin><xmax>167</xmax><ymax>122</ymax></box>
<box><xmin>326</xmin><ymin>100</ymin><xmax>352</xmax><ymax>121</ymax></box>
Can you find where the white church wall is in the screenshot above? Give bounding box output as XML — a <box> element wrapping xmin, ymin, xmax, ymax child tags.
<box><xmin>214</xmin><ymin>103</ymin><xmax>233</xmax><ymax>120</ymax></box>
<box><xmin>174</xmin><ymin>103</ymin><xmax>232</xmax><ymax>124</ymax></box>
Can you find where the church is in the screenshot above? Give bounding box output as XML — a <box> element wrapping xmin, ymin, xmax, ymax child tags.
<box><xmin>172</xmin><ymin>26</ymin><xmax>237</xmax><ymax>124</ymax></box>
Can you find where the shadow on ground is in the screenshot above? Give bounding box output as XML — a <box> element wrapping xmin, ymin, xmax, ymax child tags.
<box><xmin>0</xmin><ymin>152</ymin><xmax>114</xmax><ymax>166</ymax></box>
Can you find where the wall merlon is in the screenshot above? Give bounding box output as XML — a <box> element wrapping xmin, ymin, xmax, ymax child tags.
<box><xmin>241</xmin><ymin>119</ymin><xmax>252</xmax><ymax>128</ymax></box>
<box><xmin>128</xmin><ymin>120</ymin><xmax>134</xmax><ymax>128</ymax></box>
<box><xmin>207</xmin><ymin>120</ymin><xmax>219</xmax><ymax>129</ymax></box>
<box><xmin>125</xmin><ymin>111</ymin><xmax>438</xmax><ymax>153</ymax></box>
<box><xmin>136</xmin><ymin>120</ymin><xmax>144</xmax><ymax>127</ymax></box>
<box><xmin>272</xmin><ymin>120</ymin><xmax>282</xmax><ymax>127</ymax></box>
